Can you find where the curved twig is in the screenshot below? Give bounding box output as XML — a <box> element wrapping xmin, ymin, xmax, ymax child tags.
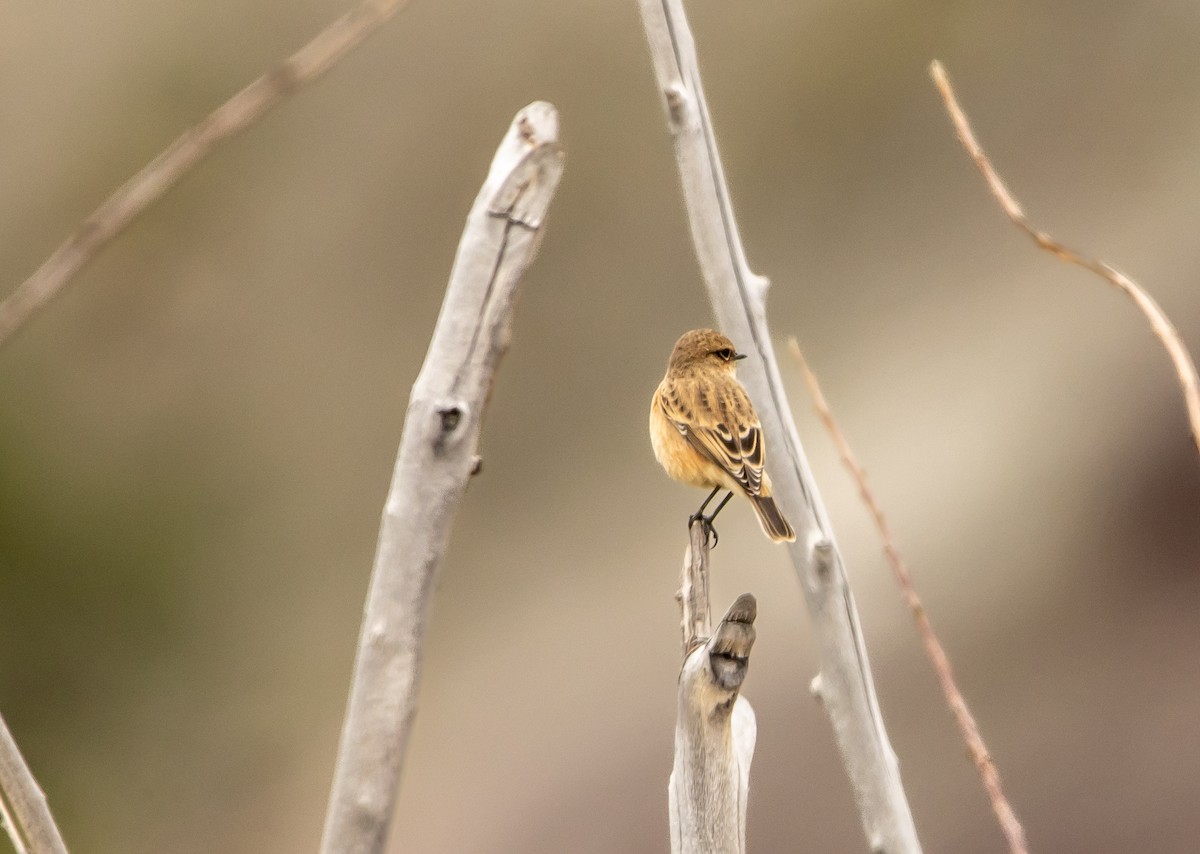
<box><xmin>931</xmin><ymin>60</ymin><xmax>1200</xmax><ymax>458</ymax></box>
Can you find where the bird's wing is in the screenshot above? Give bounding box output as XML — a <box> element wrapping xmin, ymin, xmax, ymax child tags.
<box><xmin>658</xmin><ymin>377</ymin><xmax>766</xmax><ymax>496</ymax></box>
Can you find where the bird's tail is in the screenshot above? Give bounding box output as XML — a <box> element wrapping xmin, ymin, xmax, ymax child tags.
<box><xmin>749</xmin><ymin>495</ymin><xmax>796</xmax><ymax>543</ymax></box>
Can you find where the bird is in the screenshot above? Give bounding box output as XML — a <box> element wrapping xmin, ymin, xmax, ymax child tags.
<box><xmin>650</xmin><ymin>328</ymin><xmax>796</xmax><ymax>544</ymax></box>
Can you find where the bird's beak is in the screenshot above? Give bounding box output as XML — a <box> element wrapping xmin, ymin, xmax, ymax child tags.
<box><xmin>733</xmin><ymin>352</ymin><xmax>748</xmax><ymax>361</ymax></box>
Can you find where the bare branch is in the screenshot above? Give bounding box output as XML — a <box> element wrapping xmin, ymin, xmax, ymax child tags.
<box><xmin>790</xmin><ymin>338</ymin><xmax>1030</xmax><ymax>854</ymax></box>
<box><xmin>0</xmin><ymin>790</ymin><xmax>29</xmax><ymax>854</ymax></box>
<box><xmin>677</xmin><ymin>522</ymin><xmax>713</xmax><ymax>655</ymax></box>
<box><xmin>0</xmin><ymin>711</ymin><xmax>69</xmax><ymax>854</ymax></box>
<box><xmin>637</xmin><ymin>2</ymin><xmax>923</xmax><ymax>850</ymax></box>
<box><xmin>930</xmin><ymin>60</ymin><xmax>1200</xmax><ymax>458</ymax></box>
<box><xmin>0</xmin><ymin>0</ymin><xmax>415</xmax><ymax>349</ymax></box>
<box><xmin>671</xmin><ymin>524</ymin><xmax>757</xmax><ymax>854</ymax></box>
<box><xmin>318</xmin><ymin>102</ymin><xmax>563</xmax><ymax>854</ymax></box>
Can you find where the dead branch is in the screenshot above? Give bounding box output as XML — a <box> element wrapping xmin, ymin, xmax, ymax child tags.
<box><xmin>318</xmin><ymin>102</ymin><xmax>563</xmax><ymax>854</ymax></box>
<box><xmin>637</xmin><ymin>2</ymin><xmax>924</xmax><ymax>850</ymax></box>
<box><xmin>671</xmin><ymin>523</ymin><xmax>757</xmax><ymax>854</ymax></box>
<box><xmin>0</xmin><ymin>711</ymin><xmax>69</xmax><ymax>854</ymax></box>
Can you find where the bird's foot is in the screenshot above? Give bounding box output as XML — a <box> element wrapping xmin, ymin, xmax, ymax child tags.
<box><xmin>688</xmin><ymin>513</ymin><xmax>720</xmax><ymax>549</ymax></box>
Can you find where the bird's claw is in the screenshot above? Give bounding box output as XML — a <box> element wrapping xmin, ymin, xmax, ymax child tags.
<box><xmin>688</xmin><ymin>513</ymin><xmax>720</xmax><ymax>549</ymax></box>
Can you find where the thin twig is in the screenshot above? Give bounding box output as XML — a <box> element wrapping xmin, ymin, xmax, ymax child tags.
<box><xmin>930</xmin><ymin>60</ymin><xmax>1200</xmax><ymax>457</ymax></box>
<box><xmin>0</xmin><ymin>711</ymin><xmax>69</xmax><ymax>854</ymax></box>
<box><xmin>318</xmin><ymin>102</ymin><xmax>562</xmax><ymax>854</ymax></box>
<box><xmin>789</xmin><ymin>338</ymin><xmax>1030</xmax><ymax>854</ymax></box>
<box><xmin>0</xmin><ymin>0</ymin><xmax>414</xmax><ymax>349</ymax></box>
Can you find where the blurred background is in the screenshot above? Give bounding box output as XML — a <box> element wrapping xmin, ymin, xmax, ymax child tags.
<box><xmin>2</xmin><ymin>1</ymin><xmax>1199</xmax><ymax>851</ymax></box>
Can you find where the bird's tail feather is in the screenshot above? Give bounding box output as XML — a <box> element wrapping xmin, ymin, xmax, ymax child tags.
<box><xmin>750</xmin><ymin>495</ymin><xmax>796</xmax><ymax>543</ymax></box>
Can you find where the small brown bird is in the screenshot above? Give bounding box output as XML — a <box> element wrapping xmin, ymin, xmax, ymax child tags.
<box><xmin>650</xmin><ymin>329</ymin><xmax>796</xmax><ymax>543</ymax></box>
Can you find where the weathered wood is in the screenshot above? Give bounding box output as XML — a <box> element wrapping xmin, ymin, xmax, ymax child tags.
<box><xmin>319</xmin><ymin>102</ymin><xmax>563</xmax><ymax>854</ymax></box>
<box><xmin>0</xmin><ymin>711</ymin><xmax>70</xmax><ymax>854</ymax></box>
<box><xmin>638</xmin><ymin>3</ymin><xmax>923</xmax><ymax>850</ymax></box>
<box><xmin>671</xmin><ymin>528</ymin><xmax>758</xmax><ymax>854</ymax></box>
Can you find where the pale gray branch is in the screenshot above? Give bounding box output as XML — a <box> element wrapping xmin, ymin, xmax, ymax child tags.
<box><xmin>0</xmin><ymin>0</ymin><xmax>414</xmax><ymax>349</ymax></box>
<box><xmin>670</xmin><ymin>523</ymin><xmax>757</xmax><ymax>854</ymax></box>
<box><xmin>318</xmin><ymin>102</ymin><xmax>563</xmax><ymax>854</ymax></box>
<box><xmin>638</xmin><ymin>2</ymin><xmax>923</xmax><ymax>851</ymax></box>
<box><xmin>0</xmin><ymin>791</ymin><xmax>28</xmax><ymax>854</ymax></box>
<box><xmin>677</xmin><ymin>522</ymin><xmax>713</xmax><ymax>654</ymax></box>
<box><xmin>0</xmin><ymin>711</ymin><xmax>69</xmax><ymax>854</ymax></box>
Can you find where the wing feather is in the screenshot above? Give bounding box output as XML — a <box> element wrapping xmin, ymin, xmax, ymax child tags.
<box><xmin>658</xmin><ymin>377</ymin><xmax>766</xmax><ymax>497</ymax></box>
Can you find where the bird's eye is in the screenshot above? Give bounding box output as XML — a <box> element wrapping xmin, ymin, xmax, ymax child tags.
<box><xmin>714</xmin><ymin>348</ymin><xmax>734</xmax><ymax>361</ymax></box>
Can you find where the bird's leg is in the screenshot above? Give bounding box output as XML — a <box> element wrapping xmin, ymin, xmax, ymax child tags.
<box><xmin>688</xmin><ymin>486</ymin><xmax>722</xmax><ymax>548</ymax></box>
<box><xmin>688</xmin><ymin>488</ymin><xmax>735</xmax><ymax>549</ymax></box>
<box><xmin>705</xmin><ymin>491</ymin><xmax>735</xmax><ymax>524</ymax></box>
<box><xmin>690</xmin><ymin>486</ymin><xmax>722</xmax><ymax>522</ymax></box>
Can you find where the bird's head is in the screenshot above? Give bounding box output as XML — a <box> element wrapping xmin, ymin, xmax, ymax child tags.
<box><xmin>667</xmin><ymin>328</ymin><xmax>747</xmax><ymax>372</ymax></box>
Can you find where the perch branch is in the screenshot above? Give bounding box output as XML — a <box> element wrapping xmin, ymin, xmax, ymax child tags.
<box><xmin>930</xmin><ymin>60</ymin><xmax>1200</xmax><ymax>457</ymax></box>
<box><xmin>318</xmin><ymin>102</ymin><xmax>563</xmax><ymax>854</ymax></box>
<box><xmin>790</xmin><ymin>338</ymin><xmax>1029</xmax><ymax>854</ymax></box>
<box><xmin>0</xmin><ymin>711</ymin><xmax>69</xmax><ymax>854</ymax></box>
<box><xmin>638</xmin><ymin>2</ymin><xmax>923</xmax><ymax>850</ymax></box>
<box><xmin>0</xmin><ymin>0</ymin><xmax>415</xmax><ymax>349</ymax></box>
<box><xmin>670</xmin><ymin>524</ymin><xmax>757</xmax><ymax>854</ymax></box>
<box><xmin>677</xmin><ymin>522</ymin><xmax>712</xmax><ymax>655</ymax></box>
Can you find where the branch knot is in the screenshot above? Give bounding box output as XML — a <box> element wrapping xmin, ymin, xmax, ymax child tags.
<box><xmin>665</xmin><ymin>83</ymin><xmax>690</xmax><ymax>125</ymax></box>
<box><xmin>432</xmin><ymin>399</ymin><xmax>470</xmax><ymax>456</ymax></box>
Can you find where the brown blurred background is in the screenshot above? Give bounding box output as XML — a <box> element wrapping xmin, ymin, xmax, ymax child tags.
<box><xmin>2</xmin><ymin>1</ymin><xmax>1199</xmax><ymax>852</ymax></box>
